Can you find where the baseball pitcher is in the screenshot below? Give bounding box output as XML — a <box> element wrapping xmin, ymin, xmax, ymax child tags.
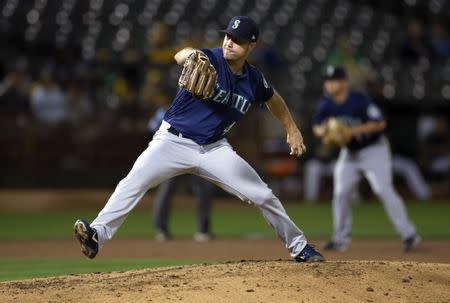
<box><xmin>74</xmin><ymin>16</ymin><xmax>325</xmax><ymax>262</ymax></box>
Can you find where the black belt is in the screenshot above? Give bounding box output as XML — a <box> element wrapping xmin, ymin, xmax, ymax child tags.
<box><xmin>167</xmin><ymin>125</ymin><xmax>223</xmax><ymax>144</ymax></box>
<box><xmin>168</xmin><ymin>126</ymin><xmax>191</xmax><ymax>139</ymax></box>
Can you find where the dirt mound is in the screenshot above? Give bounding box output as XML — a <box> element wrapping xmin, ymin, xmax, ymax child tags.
<box><xmin>2</xmin><ymin>260</ymin><xmax>449</xmax><ymax>303</ymax></box>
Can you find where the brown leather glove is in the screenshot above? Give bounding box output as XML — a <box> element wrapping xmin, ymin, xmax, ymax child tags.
<box><xmin>322</xmin><ymin>118</ymin><xmax>353</xmax><ymax>147</ymax></box>
<box><xmin>178</xmin><ymin>50</ymin><xmax>217</xmax><ymax>99</ymax></box>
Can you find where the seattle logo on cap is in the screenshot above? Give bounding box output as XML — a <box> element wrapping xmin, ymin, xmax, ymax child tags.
<box><xmin>232</xmin><ymin>19</ymin><xmax>240</xmax><ymax>29</ymax></box>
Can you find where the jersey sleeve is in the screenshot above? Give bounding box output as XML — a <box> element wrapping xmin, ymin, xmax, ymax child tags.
<box><xmin>361</xmin><ymin>96</ymin><xmax>384</xmax><ymax>122</ymax></box>
<box><xmin>254</xmin><ymin>71</ymin><xmax>274</xmax><ymax>104</ymax></box>
<box><xmin>199</xmin><ymin>48</ymin><xmax>220</xmax><ymax>71</ymax></box>
<box><xmin>313</xmin><ymin>99</ymin><xmax>329</xmax><ymax>125</ymax></box>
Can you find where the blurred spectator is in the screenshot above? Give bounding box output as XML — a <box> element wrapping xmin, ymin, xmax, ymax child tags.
<box><xmin>63</xmin><ymin>80</ymin><xmax>97</xmax><ymax>170</ymax></box>
<box><xmin>0</xmin><ymin>58</ymin><xmax>31</xmax><ymax>122</ymax></box>
<box><xmin>430</xmin><ymin>20</ymin><xmax>450</xmax><ymax>59</ymax></box>
<box><xmin>66</xmin><ymin>80</ymin><xmax>94</xmax><ymax>126</ymax></box>
<box><xmin>30</xmin><ymin>69</ymin><xmax>69</xmax><ymax>125</ymax></box>
<box><xmin>141</xmin><ymin>71</ymin><xmax>170</xmax><ymax>123</ymax></box>
<box><xmin>181</xmin><ymin>28</ymin><xmax>210</xmax><ymax>49</ymax></box>
<box><xmin>399</xmin><ymin>19</ymin><xmax>434</xmax><ymax>61</ymax></box>
<box><xmin>109</xmin><ymin>49</ymin><xmax>146</xmax><ymax>133</ymax></box>
<box><xmin>327</xmin><ymin>35</ymin><xmax>376</xmax><ymax>92</ymax></box>
<box><xmin>120</xmin><ymin>48</ymin><xmax>142</xmax><ymax>86</ymax></box>
<box><xmin>146</xmin><ymin>22</ymin><xmax>177</xmax><ymax>66</ymax></box>
<box><xmin>111</xmin><ymin>79</ymin><xmax>142</xmax><ymax>131</ymax></box>
<box><xmin>91</xmin><ymin>48</ymin><xmax>115</xmax><ymax>91</ymax></box>
<box><xmin>53</xmin><ymin>48</ymin><xmax>78</xmax><ymax>85</ymax></box>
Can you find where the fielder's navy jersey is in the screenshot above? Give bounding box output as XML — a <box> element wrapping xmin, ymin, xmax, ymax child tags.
<box><xmin>164</xmin><ymin>47</ymin><xmax>274</xmax><ymax>144</ymax></box>
<box><xmin>313</xmin><ymin>90</ymin><xmax>384</xmax><ymax>151</ymax></box>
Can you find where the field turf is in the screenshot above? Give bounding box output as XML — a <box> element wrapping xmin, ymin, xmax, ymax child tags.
<box><xmin>3</xmin><ymin>202</ymin><xmax>450</xmax><ymax>240</ymax></box>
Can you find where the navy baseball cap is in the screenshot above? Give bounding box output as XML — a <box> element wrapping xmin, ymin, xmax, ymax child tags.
<box><xmin>323</xmin><ymin>66</ymin><xmax>347</xmax><ymax>80</ymax></box>
<box><xmin>220</xmin><ymin>16</ymin><xmax>259</xmax><ymax>43</ymax></box>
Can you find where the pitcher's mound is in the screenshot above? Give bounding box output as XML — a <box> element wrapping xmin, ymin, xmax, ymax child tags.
<box><xmin>2</xmin><ymin>260</ymin><xmax>449</xmax><ymax>303</ymax></box>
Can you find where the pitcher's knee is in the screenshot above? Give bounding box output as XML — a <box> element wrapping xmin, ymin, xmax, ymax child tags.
<box><xmin>248</xmin><ymin>187</ymin><xmax>275</xmax><ymax>206</ymax></box>
<box><xmin>117</xmin><ymin>175</ymin><xmax>146</xmax><ymax>193</ymax></box>
<box><xmin>122</xmin><ymin>166</ymin><xmax>164</xmax><ymax>192</ymax></box>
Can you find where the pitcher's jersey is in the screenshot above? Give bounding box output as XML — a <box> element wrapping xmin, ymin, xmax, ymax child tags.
<box><xmin>313</xmin><ymin>90</ymin><xmax>384</xmax><ymax>151</ymax></box>
<box><xmin>164</xmin><ymin>48</ymin><xmax>274</xmax><ymax>145</ymax></box>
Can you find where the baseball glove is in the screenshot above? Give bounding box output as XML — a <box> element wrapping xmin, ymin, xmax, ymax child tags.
<box><xmin>178</xmin><ymin>50</ymin><xmax>217</xmax><ymax>99</ymax></box>
<box><xmin>322</xmin><ymin>118</ymin><xmax>352</xmax><ymax>147</ymax></box>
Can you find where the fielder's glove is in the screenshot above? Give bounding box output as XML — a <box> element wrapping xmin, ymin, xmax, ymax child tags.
<box><xmin>322</xmin><ymin>118</ymin><xmax>353</xmax><ymax>147</ymax></box>
<box><xmin>178</xmin><ymin>50</ymin><xmax>217</xmax><ymax>99</ymax></box>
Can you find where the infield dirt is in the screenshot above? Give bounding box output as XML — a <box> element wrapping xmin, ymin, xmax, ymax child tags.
<box><xmin>1</xmin><ymin>260</ymin><xmax>450</xmax><ymax>303</ymax></box>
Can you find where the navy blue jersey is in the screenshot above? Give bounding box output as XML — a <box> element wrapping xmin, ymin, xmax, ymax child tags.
<box><xmin>164</xmin><ymin>48</ymin><xmax>274</xmax><ymax>145</ymax></box>
<box><xmin>313</xmin><ymin>90</ymin><xmax>384</xmax><ymax>150</ymax></box>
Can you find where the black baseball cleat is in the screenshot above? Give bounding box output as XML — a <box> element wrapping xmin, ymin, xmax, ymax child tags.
<box><xmin>403</xmin><ymin>234</ymin><xmax>421</xmax><ymax>252</ymax></box>
<box><xmin>294</xmin><ymin>244</ymin><xmax>326</xmax><ymax>262</ymax></box>
<box><xmin>74</xmin><ymin>219</ymin><xmax>99</xmax><ymax>259</ymax></box>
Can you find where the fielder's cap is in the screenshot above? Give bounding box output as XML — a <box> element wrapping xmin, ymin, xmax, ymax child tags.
<box><xmin>323</xmin><ymin>65</ymin><xmax>348</xmax><ymax>80</ymax></box>
<box><xmin>220</xmin><ymin>16</ymin><xmax>259</xmax><ymax>43</ymax></box>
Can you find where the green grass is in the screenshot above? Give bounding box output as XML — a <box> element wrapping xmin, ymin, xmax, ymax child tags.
<box><xmin>0</xmin><ymin>259</ymin><xmax>204</xmax><ymax>282</ymax></box>
<box><xmin>2</xmin><ymin>201</ymin><xmax>450</xmax><ymax>240</ymax></box>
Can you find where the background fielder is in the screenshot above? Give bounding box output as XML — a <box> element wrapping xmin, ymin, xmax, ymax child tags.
<box><xmin>74</xmin><ymin>16</ymin><xmax>325</xmax><ymax>262</ymax></box>
<box><xmin>313</xmin><ymin>66</ymin><xmax>421</xmax><ymax>252</ymax></box>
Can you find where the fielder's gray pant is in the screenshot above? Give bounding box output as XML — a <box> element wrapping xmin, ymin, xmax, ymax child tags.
<box><xmin>91</xmin><ymin>121</ymin><xmax>307</xmax><ymax>258</ymax></box>
<box><xmin>332</xmin><ymin>137</ymin><xmax>417</xmax><ymax>246</ymax></box>
<box><xmin>392</xmin><ymin>155</ymin><xmax>431</xmax><ymax>201</ymax></box>
<box><xmin>153</xmin><ymin>175</ymin><xmax>212</xmax><ymax>234</ymax></box>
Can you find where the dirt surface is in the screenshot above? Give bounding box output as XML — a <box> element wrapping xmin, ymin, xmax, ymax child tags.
<box><xmin>2</xmin><ymin>239</ymin><xmax>450</xmax><ymax>303</ymax></box>
<box><xmin>1</xmin><ymin>260</ymin><xmax>450</xmax><ymax>303</ymax></box>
